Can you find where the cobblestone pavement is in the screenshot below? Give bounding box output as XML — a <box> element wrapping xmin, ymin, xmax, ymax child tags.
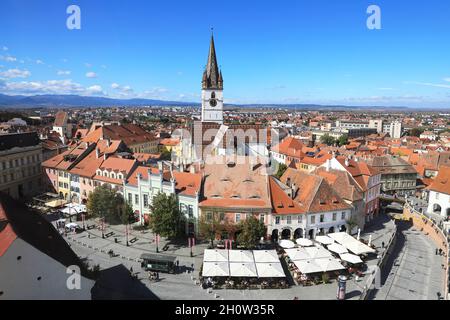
<box><xmin>369</xmin><ymin>221</ymin><xmax>446</xmax><ymax>300</ymax></box>
<box><xmin>63</xmin><ymin>216</ymin><xmax>397</xmax><ymax>300</ymax></box>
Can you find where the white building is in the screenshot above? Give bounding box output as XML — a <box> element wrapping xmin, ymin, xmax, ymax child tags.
<box><xmin>426</xmin><ymin>166</ymin><xmax>450</xmax><ymax>218</ymax></box>
<box><xmin>123</xmin><ymin>161</ymin><xmax>201</xmax><ymax>235</ymax></box>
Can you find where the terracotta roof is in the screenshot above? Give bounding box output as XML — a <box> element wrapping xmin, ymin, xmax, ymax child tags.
<box><xmin>200</xmin><ymin>156</ymin><xmax>271</xmax><ymax>209</ymax></box>
<box><xmin>272</xmin><ymin>136</ymin><xmax>305</xmax><ymax>159</ymax></box>
<box><xmin>54</xmin><ymin>111</ymin><xmax>68</xmax><ymax>127</ymax></box>
<box><xmin>269</xmin><ymin>177</ymin><xmax>305</xmax><ymax>215</ymax></box>
<box><xmin>159</xmin><ymin>138</ymin><xmax>180</xmax><ymax>146</ymax></box>
<box><xmin>315</xmin><ymin>167</ymin><xmax>364</xmax><ymax>202</ymax></box>
<box><xmin>82</xmin><ymin>123</ymin><xmax>157</xmax><ymax>147</ymax></box>
<box><xmin>428</xmin><ymin>166</ymin><xmax>450</xmax><ymax>195</ymax></box>
<box><xmin>280</xmin><ymin>168</ymin><xmax>352</xmax><ymax>213</ymax></box>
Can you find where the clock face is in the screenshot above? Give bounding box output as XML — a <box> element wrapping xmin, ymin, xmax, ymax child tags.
<box><xmin>209</xmin><ymin>98</ymin><xmax>217</xmax><ymax>107</ymax></box>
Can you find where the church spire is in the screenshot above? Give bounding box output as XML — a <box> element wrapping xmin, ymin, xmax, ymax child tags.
<box><xmin>202</xmin><ymin>33</ymin><xmax>223</xmax><ymax>90</ymax></box>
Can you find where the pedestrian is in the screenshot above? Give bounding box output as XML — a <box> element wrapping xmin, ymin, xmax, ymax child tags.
<box><xmin>191</xmin><ymin>263</ymin><xmax>194</xmax><ymax>272</ymax></box>
<box><xmin>130</xmin><ymin>266</ymin><xmax>133</xmax><ymax>274</ymax></box>
<box><xmin>381</xmin><ymin>241</ymin><xmax>385</xmax><ymax>249</ymax></box>
<box><xmin>436</xmin><ymin>248</ymin><xmax>439</xmax><ymax>255</ymax></box>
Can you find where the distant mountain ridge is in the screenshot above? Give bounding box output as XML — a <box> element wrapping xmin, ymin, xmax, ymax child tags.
<box><xmin>0</xmin><ymin>93</ymin><xmax>422</xmax><ymax>110</ymax></box>
<box><xmin>0</xmin><ymin>94</ymin><xmax>197</xmax><ymax>108</ymax></box>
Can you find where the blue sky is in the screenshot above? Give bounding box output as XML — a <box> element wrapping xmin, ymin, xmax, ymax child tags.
<box><xmin>1</xmin><ymin>0</ymin><xmax>450</xmax><ymax>108</ymax></box>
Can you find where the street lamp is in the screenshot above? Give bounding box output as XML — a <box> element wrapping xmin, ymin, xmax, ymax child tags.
<box><xmin>81</xmin><ymin>213</ymin><xmax>86</xmax><ymax>231</ymax></box>
<box><xmin>155</xmin><ymin>233</ymin><xmax>159</xmax><ymax>253</ymax></box>
<box><xmin>126</xmin><ymin>223</ymin><xmax>129</xmax><ymax>247</ymax></box>
<box><xmin>101</xmin><ymin>217</ymin><xmax>105</xmax><ymax>239</ymax></box>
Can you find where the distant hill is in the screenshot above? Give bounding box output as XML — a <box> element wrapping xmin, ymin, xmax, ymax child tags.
<box><xmin>0</xmin><ymin>93</ymin><xmax>420</xmax><ymax>110</ymax></box>
<box><xmin>0</xmin><ymin>94</ymin><xmax>198</xmax><ymax>108</ymax></box>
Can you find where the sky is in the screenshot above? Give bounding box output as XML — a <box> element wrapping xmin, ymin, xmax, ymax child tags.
<box><xmin>1</xmin><ymin>0</ymin><xmax>450</xmax><ymax>108</ymax></box>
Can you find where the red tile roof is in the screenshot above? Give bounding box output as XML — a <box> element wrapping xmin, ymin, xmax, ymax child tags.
<box><xmin>428</xmin><ymin>166</ymin><xmax>450</xmax><ymax>195</ymax></box>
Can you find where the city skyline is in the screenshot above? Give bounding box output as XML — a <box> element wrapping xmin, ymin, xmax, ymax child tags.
<box><xmin>1</xmin><ymin>0</ymin><xmax>450</xmax><ymax>108</ymax></box>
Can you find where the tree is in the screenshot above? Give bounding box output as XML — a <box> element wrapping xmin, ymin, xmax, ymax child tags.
<box><xmin>149</xmin><ymin>192</ymin><xmax>184</xmax><ymax>238</ymax></box>
<box><xmin>275</xmin><ymin>163</ymin><xmax>287</xmax><ymax>179</ymax></box>
<box><xmin>199</xmin><ymin>212</ymin><xmax>225</xmax><ymax>248</ymax></box>
<box><xmin>87</xmin><ymin>184</ymin><xmax>124</xmax><ymax>223</ymax></box>
<box><xmin>337</xmin><ymin>134</ymin><xmax>348</xmax><ymax>147</ymax></box>
<box><xmin>320</xmin><ymin>134</ymin><xmax>336</xmax><ymax>146</ymax></box>
<box><xmin>236</xmin><ymin>216</ymin><xmax>266</xmax><ymax>249</ymax></box>
<box><xmin>160</xmin><ymin>148</ymin><xmax>172</xmax><ymax>161</ymax></box>
<box><xmin>409</xmin><ymin>127</ymin><xmax>425</xmax><ymax>137</ymax></box>
<box><xmin>120</xmin><ymin>201</ymin><xmax>136</xmax><ymax>225</ymax></box>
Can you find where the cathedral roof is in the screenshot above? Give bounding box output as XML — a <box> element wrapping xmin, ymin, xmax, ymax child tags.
<box><xmin>202</xmin><ymin>34</ymin><xmax>223</xmax><ymax>90</ymax></box>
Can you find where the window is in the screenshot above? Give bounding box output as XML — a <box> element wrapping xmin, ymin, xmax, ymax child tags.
<box><xmin>287</xmin><ymin>216</ymin><xmax>292</xmax><ymax>224</ymax></box>
<box><xmin>310</xmin><ymin>215</ymin><xmax>316</xmax><ymax>224</ymax></box>
<box><xmin>297</xmin><ymin>215</ymin><xmax>303</xmax><ymax>224</ymax></box>
<box><xmin>341</xmin><ymin>212</ymin><xmax>346</xmax><ymax>220</ymax></box>
<box><xmin>235</xmin><ymin>213</ymin><xmax>241</xmax><ymax>223</ymax></box>
<box><xmin>275</xmin><ymin>216</ymin><xmax>280</xmax><ymax>225</ymax></box>
<box><xmin>435</xmin><ymin>193</ymin><xmax>439</xmax><ymax>200</ymax></box>
<box><xmin>332</xmin><ymin>213</ymin><xmax>337</xmax><ymax>221</ymax></box>
<box><xmin>320</xmin><ymin>214</ymin><xmax>324</xmax><ymax>223</ymax></box>
<box><xmin>206</xmin><ymin>212</ymin><xmax>212</xmax><ymax>221</ymax></box>
<box><xmin>135</xmin><ymin>194</ymin><xmax>139</xmax><ymax>205</ymax></box>
<box><xmin>143</xmin><ymin>194</ymin><xmax>148</xmax><ymax>207</ymax></box>
<box><xmin>260</xmin><ymin>214</ymin><xmax>265</xmax><ymax>223</ymax></box>
<box><xmin>128</xmin><ymin>193</ymin><xmax>132</xmax><ymax>204</ymax></box>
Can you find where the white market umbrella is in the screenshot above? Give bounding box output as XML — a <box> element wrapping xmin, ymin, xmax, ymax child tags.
<box><xmin>315</xmin><ymin>258</ymin><xmax>345</xmax><ymax>272</ymax></box>
<box><xmin>292</xmin><ymin>259</ymin><xmax>323</xmax><ymax>274</ymax></box>
<box><xmin>202</xmin><ymin>262</ymin><xmax>230</xmax><ymax>277</ymax></box>
<box><xmin>253</xmin><ymin>250</ymin><xmax>279</xmax><ymax>263</ymax></box>
<box><xmin>279</xmin><ymin>239</ymin><xmax>296</xmax><ymax>249</ymax></box>
<box><xmin>304</xmin><ymin>246</ymin><xmax>333</xmax><ymax>259</ymax></box>
<box><xmin>228</xmin><ymin>250</ymin><xmax>254</xmax><ymax>263</ymax></box>
<box><xmin>229</xmin><ymin>262</ymin><xmax>258</xmax><ymax>277</ymax></box>
<box><xmin>255</xmin><ymin>262</ymin><xmax>285</xmax><ymax>278</ymax></box>
<box><xmin>339</xmin><ymin>253</ymin><xmax>363</xmax><ymax>264</ymax></box>
<box><xmin>203</xmin><ymin>249</ymin><xmax>229</xmax><ymax>262</ymax></box>
<box><xmin>285</xmin><ymin>248</ymin><xmax>310</xmax><ymax>261</ymax></box>
<box><xmin>296</xmin><ymin>238</ymin><xmax>314</xmax><ymax>247</ymax></box>
<box><xmin>327</xmin><ymin>243</ymin><xmax>348</xmax><ymax>255</ymax></box>
<box><xmin>315</xmin><ymin>235</ymin><xmax>334</xmax><ymax>246</ymax></box>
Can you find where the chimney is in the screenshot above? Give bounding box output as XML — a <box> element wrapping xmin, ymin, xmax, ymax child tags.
<box><xmin>291</xmin><ymin>183</ymin><xmax>298</xmax><ymax>199</ymax></box>
<box><xmin>157</xmin><ymin>161</ymin><xmax>163</xmax><ymax>173</ymax></box>
<box><xmin>103</xmin><ymin>153</ymin><xmax>107</xmax><ymax>160</ymax></box>
<box><xmin>170</xmin><ymin>177</ymin><xmax>176</xmax><ymax>193</ymax></box>
<box><xmin>106</xmin><ymin>138</ymin><xmax>110</xmax><ymax>147</ymax></box>
<box><xmin>345</xmin><ymin>158</ymin><xmax>349</xmax><ymax>167</ymax></box>
<box><xmin>96</xmin><ymin>148</ymin><xmax>100</xmax><ymax>159</ymax></box>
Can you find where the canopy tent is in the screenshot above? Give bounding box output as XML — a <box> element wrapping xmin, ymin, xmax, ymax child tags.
<box><xmin>228</xmin><ymin>250</ymin><xmax>255</xmax><ymax>263</ymax></box>
<box><xmin>296</xmin><ymin>238</ymin><xmax>314</xmax><ymax>247</ymax></box>
<box><xmin>339</xmin><ymin>253</ymin><xmax>363</xmax><ymax>264</ymax></box>
<box><xmin>255</xmin><ymin>263</ymin><xmax>285</xmax><ymax>278</ymax></box>
<box><xmin>314</xmin><ymin>258</ymin><xmax>345</xmax><ymax>272</ymax></box>
<box><xmin>253</xmin><ymin>250</ymin><xmax>279</xmax><ymax>263</ymax></box>
<box><xmin>304</xmin><ymin>246</ymin><xmax>333</xmax><ymax>259</ymax></box>
<box><xmin>279</xmin><ymin>239</ymin><xmax>296</xmax><ymax>249</ymax></box>
<box><xmin>327</xmin><ymin>243</ymin><xmax>349</xmax><ymax>255</ymax></box>
<box><xmin>45</xmin><ymin>199</ymin><xmax>67</xmax><ymax>208</ymax></box>
<box><xmin>60</xmin><ymin>203</ymin><xmax>87</xmax><ymax>215</ymax></box>
<box><xmin>292</xmin><ymin>259</ymin><xmax>323</xmax><ymax>274</ymax></box>
<box><xmin>203</xmin><ymin>249</ymin><xmax>229</xmax><ymax>262</ymax></box>
<box><xmin>314</xmin><ymin>235</ymin><xmax>334</xmax><ymax>245</ymax></box>
<box><xmin>328</xmin><ymin>232</ymin><xmax>376</xmax><ymax>255</ymax></box>
<box><xmin>202</xmin><ymin>262</ymin><xmax>230</xmax><ymax>277</ymax></box>
<box><xmin>284</xmin><ymin>248</ymin><xmax>310</xmax><ymax>261</ymax></box>
<box><xmin>65</xmin><ymin>222</ymin><xmax>79</xmax><ymax>229</ymax></box>
<box><xmin>229</xmin><ymin>262</ymin><xmax>258</xmax><ymax>277</ymax></box>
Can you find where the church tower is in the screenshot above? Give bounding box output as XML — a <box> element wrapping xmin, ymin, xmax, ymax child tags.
<box><xmin>201</xmin><ymin>34</ymin><xmax>223</xmax><ymax>124</ymax></box>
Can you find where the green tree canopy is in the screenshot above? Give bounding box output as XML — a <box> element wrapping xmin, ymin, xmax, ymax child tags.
<box><xmin>236</xmin><ymin>216</ymin><xmax>266</xmax><ymax>249</ymax></box>
<box><xmin>409</xmin><ymin>127</ymin><xmax>425</xmax><ymax>137</ymax></box>
<box><xmin>337</xmin><ymin>134</ymin><xmax>348</xmax><ymax>147</ymax></box>
<box><xmin>275</xmin><ymin>163</ymin><xmax>288</xmax><ymax>179</ymax></box>
<box><xmin>320</xmin><ymin>134</ymin><xmax>336</xmax><ymax>146</ymax></box>
<box><xmin>87</xmin><ymin>184</ymin><xmax>125</xmax><ymax>224</ymax></box>
<box><xmin>149</xmin><ymin>192</ymin><xmax>184</xmax><ymax>238</ymax></box>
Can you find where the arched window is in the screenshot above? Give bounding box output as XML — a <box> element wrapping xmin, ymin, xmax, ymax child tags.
<box><xmin>211</xmin><ymin>92</ymin><xmax>216</xmax><ymax>99</ymax></box>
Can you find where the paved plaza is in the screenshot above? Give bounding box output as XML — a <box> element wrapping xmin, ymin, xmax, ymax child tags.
<box><xmin>58</xmin><ymin>214</ymin><xmax>445</xmax><ymax>300</ymax></box>
<box><xmin>370</xmin><ymin>221</ymin><xmax>446</xmax><ymax>300</ymax></box>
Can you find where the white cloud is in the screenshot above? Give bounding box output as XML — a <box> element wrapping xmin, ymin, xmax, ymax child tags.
<box><xmin>85</xmin><ymin>71</ymin><xmax>97</xmax><ymax>78</ymax></box>
<box><xmin>111</xmin><ymin>82</ymin><xmax>120</xmax><ymax>89</ymax></box>
<box><xmin>407</xmin><ymin>81</ymin><xmax>450</xmax><ymax>89</ymax></box>
<box><xmin>444</xmin><ymin>78</ymin><xmax>450</xmax><ymax>82</ymax></box>
<box><xmin>36</xmin><ymin>59</ymin><xmax>44</xmax><ymax>65</ymax></box>
<box><xmin>377</xmin><ymin>87</ymin><xmax>395</xmax><ymax>91</ymax></box>
<box><xmin>86</xmin><ymin>85</ymin><xmax>103</xmax><ymax>94</ymax></box>
<box><xmin>84</xmin><ymin>62</ymin><xmax>92</xmax><ymax>68</ymax></box>
<box><xmin>0</xmin><ymin>68</ymin><xmax>31</xmax><ymax>78</ymax></box>
<box><xmin>61</xmin><ymin>58</ymin><xmax>68</xmax><ymax>63</ymax></box>
<box><xmin>0</xmin><ymin>79</ymin><xmax>107</xmax><ymax>96</ymax></box>
<box><xmin>2</xmin><ymin>46</ymin><xmax>8</xmax><ymax>51</ymax></box>
<box><xmin>57</xmin><ymin>70</ymin><xmax>71</xmax><ymax>76</ymax></box>
<box><xmin>0</xmin><ymin>55</ymin><xmax>17</xmax><ymax>62</ymax></box>
<box><xmin>110</xmin><ymin>83</ymin><xmax>134</xmax><ymax>96</ymax></box>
